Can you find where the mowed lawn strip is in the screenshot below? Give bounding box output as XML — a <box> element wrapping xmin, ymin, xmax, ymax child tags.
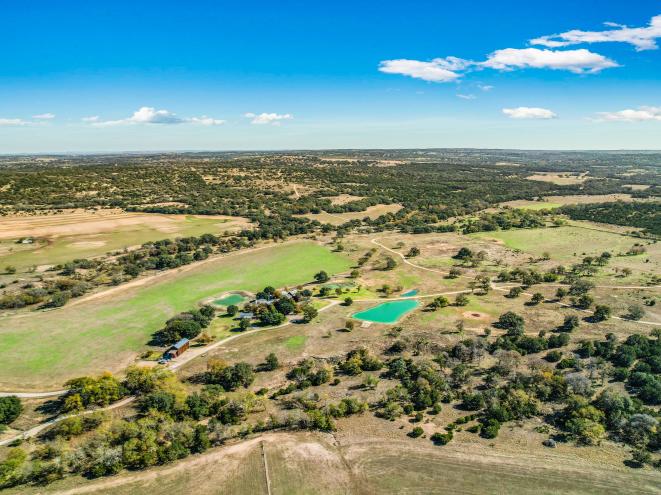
<box><xmin>0</xmin><ymin>241</ymin><xmax>352</xmax><ymax>390</ymax></box>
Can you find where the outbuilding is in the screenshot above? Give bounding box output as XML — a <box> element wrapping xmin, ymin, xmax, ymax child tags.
<box><xmin>163</xmin><ymin>338</ymin><xmax>190</xmax><ymax>360</ymax></box>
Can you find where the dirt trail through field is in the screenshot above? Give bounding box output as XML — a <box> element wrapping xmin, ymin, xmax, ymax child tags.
<box><xmin>371</xmin><ymin>236</ymin><xmax>661</xmax><ymax>326</ymax></box>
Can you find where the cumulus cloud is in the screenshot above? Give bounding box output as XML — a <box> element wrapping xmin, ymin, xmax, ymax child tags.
<box><xmin>502</xmin><ymin>107</ymin><xmax>557</xmax><ymax>119</ymax></box>
<box><xmin>189</xmin><ymin>116</ymin><xmax>225</xmax><ymax>126</ymax></box>
<box><xmin>33</xmin><ymin>113</ymin><xmax>55</xmax><ymax>119</ymax></box>
<box><xmin>0</xmin><ymin>118</ymin><xmax>31</xmax><ymax>126</ymax></box>
<box><xmin>245</xmin><ymin>112</ymin><xmax>293</xmax><ymax>125</ymax></box>
<box><xmin>91</xmin><ymin>107</ymin><xmax>224</xmax><ymax>127</ymax></box>
<box><xmin>595</xmin><ymin>106</ymin><xmax>661</xmax><ymax>122</ymax></box>
<box><xmin>380</xmin><ymin>48</ymin><xmax>616</xmax><ymax>83</ymax></box>
<box><xmin>477</xmin><ymin>84</ymin><xmax>494</xmax><ymax>91</ymax></box>
<box><xmin>457</xmin><ymin>94</ymin><xmax>476</xmax><ymax>100</ymax></box>
<box><xmin>378</xmin><ymin>58</ymin><xmax>465</xmax><ymax>82</ymax></box>
<box><xmin>482</xmin><ymin>48</ymin><xmax>618</xmax><ymax>73</ymax></box>
<box><xmin>379</xmin><ymin>20</ymin><xmax>626</xmax><ymax>82</ymax></box>
<box><xmin>531</xmin><ymin>14</ymin><xmax>661</xmax><ymax>51</ymax></box>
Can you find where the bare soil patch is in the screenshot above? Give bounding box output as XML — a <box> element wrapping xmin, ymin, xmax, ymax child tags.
<box><xmin>526</xmin><ymin>172</ymin><xmax>590</xmax><ymax>185</ymax></box>
<box><xmin>326</xmin><ymin>194</ymin><xmax>365</xmax><ymax>205</ymax></box>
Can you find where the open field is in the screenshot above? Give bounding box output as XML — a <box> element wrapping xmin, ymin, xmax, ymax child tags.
<box><xmin>0</xmin><ymin>209</ymin><xmax>251</xmax><ymax>271</ymax></box>
<box><xmin>500</xmin><ymin>194</ymin><xmax>653</xmax><ymax>210</ymax></box>
<box><xmin>0</xmin><ymin>241</ymin><xmax>352</xmax><ymax>390</ymax></box>
<box><xmin>296</xmin><ymin>204</ymin><xmax>403</xmax><ymax>225</ymax></box>
<box><xmin>9</xmin><ymin>424</ymin><xmax>660</xmax><ymax>495</ymax></box>
<box><xmin>471</xmin><ymin>223</ymin><xmax>658</xmax><ymax>261</ymax></box>
<box><xmin>2</xmin><ymin>225</ymin><xmax>660</xmax><ymax>492</ymax></box>
<box><xmin>525</xmin><ymin>172</ymin><xmax>590</xmax><ymax>185</ymax></box>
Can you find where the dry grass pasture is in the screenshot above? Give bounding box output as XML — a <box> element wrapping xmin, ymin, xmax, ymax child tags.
<box><xmin>296</xmin><ymin>204</ymin><xmax>403</xmax><ymax>226</ymax></box>
<box><xmin>10</xmin><ymin>424</ymin><xmax>660</xmax><ymax>495</ymax></box>
<box><xmin>0</xmin><ymin>209</ymin><xmax>251</xmax><ymax>271</ymax></box>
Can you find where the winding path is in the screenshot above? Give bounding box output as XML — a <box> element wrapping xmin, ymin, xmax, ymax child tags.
<box><xmin>371</xmin><ymin>237</ymin><xmax>661</xmax><ymax>326</ymax></box>
<box><xmin>1</xmin><ymin>236</ymin><xmax>658</xmax><ymax>444</ymax></box>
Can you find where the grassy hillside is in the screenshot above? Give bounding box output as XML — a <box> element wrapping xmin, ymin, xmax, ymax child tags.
<box><xmin>0</xmin><ymin>241</ymin><xmax>351</xmax><ymax>389</ymax></box>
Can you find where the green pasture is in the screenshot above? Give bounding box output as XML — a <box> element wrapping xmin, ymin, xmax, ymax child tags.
<box><xmin>0</xmin><ymin>241</ymin><xmax>351</xmax><ymax>389</ymax></box>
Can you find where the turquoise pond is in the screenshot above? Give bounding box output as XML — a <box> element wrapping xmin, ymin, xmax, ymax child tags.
<box><xmin>213</xmin><ymin>294</ymin><xmax>246</xmax><ymax>306</ymax></box>
<box><xmin>401</xmin><ymin>289</ymin><xmax>418</xmax><ymax>297</ymax></box>
<box><xmin>352</xmin><ymin>300</ymin><xmax>420</xmax><ymax>324</ymax></box>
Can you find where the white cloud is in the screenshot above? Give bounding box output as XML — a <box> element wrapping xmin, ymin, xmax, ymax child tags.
<box><xmin>245</xmin><ymin>112</ymin><xmax>293</xmax><ymax>125</ymax></box>
<box><xmin>502</xmin><ymin>107</ymin><xmax>557</xmax><ymax>119</ymax></box>
<box><xmin>595</xmin><ymin>106</ymin><xmax>661</xmax><ymax>122</ymax></box>
<box><xmin>380</xmin><ymin>47</ymin><xmax>617</xmax><ymax>84</ymax></box>
<box><xmin>457</xmin><ymin>94</ymin><xmax>476</xmax><ymax>100</ymax></box>
<box><xmin>93</xmin><ymin>107</ymin><xmax>184</xmax><ymax>126</ymax></box>
<box><xmin>482</xmin><ymin>48</ymin><xmax>618</xmax><ymax>73</ymax></box>
<box><xmin>531</xmin><ymin>14</ymin><xmax>661</xmax><ymax>51</ymax></box>
<box><xmin>477</xmin><ymin>84</ymin><xmax>494</xmax><ymax>91</ymax></box>
<box><xmin>378</xmin><ymin>58</ymin><xmax>464</xmax><ymax>82</ymax></box>
<box><xmin>33</xmin><ymin>113</ymin><xmax>55</xmax><ymax>119</ymax></box>
<box><xmin>91</xmin><ymin>107</ymin><xmax>224</xmax><ymax>127</ymax></box>
<box><xmin>189</xmin><ymin>116</ymin><xmax>225</xmax><ymax>126</ymax></box>
<box><xmin>126</xmin><ymin>106</ymin><xmax>184</xmax><ymax>124</ymax></box>
<box><xmin>0</xmin><ymin>118</ymin><xmax>30</xmax><ymax>126</ymax></box>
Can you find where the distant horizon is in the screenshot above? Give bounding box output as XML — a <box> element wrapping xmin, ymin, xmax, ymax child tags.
<box><xmin>2</xmin><ymin>1</ymin><xmax>661</xmax><ymax>152</ymax></box>
<box><xmin>2</xmin><ymin>146</ymin><xmax>661</xmax><ymax>157</ymax></box>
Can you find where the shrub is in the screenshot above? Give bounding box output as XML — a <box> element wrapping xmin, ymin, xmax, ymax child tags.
<box><xmin>430</xmin><ymin>431</ymin><xmax>453</xmax><ymax>445</ymax></box>
<box><xmin>408</xmin><ymin>426</ymin><xmax>424</xmax><ymax>438</ymax></box>
<box><xmin>0</xmin><ymin>397</ymin><xmax>22</xmax><ymax>425</ymax></box>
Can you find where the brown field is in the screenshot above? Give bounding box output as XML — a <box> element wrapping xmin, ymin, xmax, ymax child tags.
<box><xmin>326</xmin><ymin>194</ymin><xmax>365</xmax><ymax>205</ymax></box>
<box><xmin>525</xmin><ymin>172</ymin><xmax>590</xmax><ymax>185</ymax></box>
<box><xmin>0</xmin><ymin>209</ymin><xmax>249</xmax><ymax>240</ymax></box>
<box><xmin>0</xmin><ymin>209</ymin><xmax>251</xmax><ymax>271</ymax></box>
<box><xmin>297</xmin><ymin>204</ymin><xmax>403</xmax><ymax>225</ymax></box>
<box><xmin>11</xmin><ymin>421</ymin><xmax>660</xmax><ymax>495</ymax></box>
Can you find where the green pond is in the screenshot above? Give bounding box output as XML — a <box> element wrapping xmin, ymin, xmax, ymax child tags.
<box><xmin>213</xmin><ymin>294</ymin><xmax>246</xmax><ymax>306</ymax></box>
<box><xmin>352</xmin><ymin>299</ymin><xmax>420</xmax><ymax>324</ymax></box>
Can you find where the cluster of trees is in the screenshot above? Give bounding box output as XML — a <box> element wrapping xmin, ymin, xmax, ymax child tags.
<box><xmin>153</xmin><ymin>305</ymin><xmax>215</xmax><ymax>345</ymax></box>
<box><xmin>0</xmin><ymin>396</ymin><xmax>22</xmax><ymax>427</ymax></box>
<box><xmin>561</xmin><ymin>202</ymin><xmax>661</xmax><ymax>236</ymax></box>
<box><xmin>0</xmin><ymin>233</ymin><xmax>252</xmax><ymax>310</ymax></box>
<box><xmin>204</xmin><ymin>360</ymin><xmax>255</xmax><ymax>391</ymax></box>
<box><xmin>459</xmin><ymin>209</ymin><xmax>550</xmax><ymax>234</ymax></box>
<box><xmin>580</xmin><ymin>333</ymin><xmax>661</xmax><ymax>406</ymax></box>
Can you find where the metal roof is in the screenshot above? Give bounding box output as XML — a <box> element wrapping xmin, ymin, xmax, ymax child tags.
<box><xmin>171</xmin><ymin>338</ymin><xmax>189</xmax><ymax>350</ymax></box>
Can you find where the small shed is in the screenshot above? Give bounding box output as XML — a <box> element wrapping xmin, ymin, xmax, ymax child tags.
<box><xmin>164</xmin><ymin>338</ymin><xmax>190</xmax><ymax>360</ymax></box>
<box><xmin>239</xmin><ymin>312</ymin><xmax>254</xmax><ymax>319</ymax></box>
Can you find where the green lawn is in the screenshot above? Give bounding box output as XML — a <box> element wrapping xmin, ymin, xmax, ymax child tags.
<box><xmin>284</xmin><ymin>335</ymin><xmax>307</xmax><ymax>350</ymax></box>
<box><xmin>0</xmin><ymin>241</ymin><xmax>351</xmax><ymax>389</ymax></box>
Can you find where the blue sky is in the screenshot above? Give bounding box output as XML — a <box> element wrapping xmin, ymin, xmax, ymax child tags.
<box><xmin>1</xmin><ymin>0</ymin><xmax>660</xmax><ymax>152</ymax></box>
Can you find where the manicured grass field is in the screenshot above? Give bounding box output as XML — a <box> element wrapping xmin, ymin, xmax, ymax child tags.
<box><xmin>0</xmin><ymin>241</ymin><xmax>352</xmax><ymax>389</ymax></box>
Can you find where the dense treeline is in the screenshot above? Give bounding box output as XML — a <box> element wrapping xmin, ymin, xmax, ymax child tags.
<box><xmin>0</xmin><ymin>233</ymin><xmax>254</xmax><ymax>310</ymax></box>
<box><xmin>561</xmin><ymin>202</ymin><xmax>661</xmax><ymax>236</ymax></box>
<box><xmin>2</xmin><ymin>152</ymin><xmax>655</xmax><ymax>235</ymax></box>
